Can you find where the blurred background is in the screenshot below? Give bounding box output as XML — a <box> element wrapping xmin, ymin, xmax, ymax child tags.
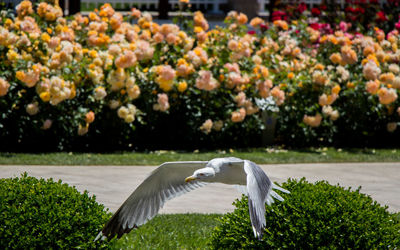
<box><xmin>0</xmin><ymin>0</ymin><xmax>381</xmax><ymax>19</ymax></box>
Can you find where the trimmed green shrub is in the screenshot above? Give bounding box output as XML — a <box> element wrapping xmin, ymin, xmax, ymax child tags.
<box><xmin>0</xmin><ymin>173</ymin><xmax>113</xmax><ymax>249</ymax></box>
<box><xmin>210</xmin><ymin>178</ymin><xmax>400</xmax><ymax>249</ymax></box>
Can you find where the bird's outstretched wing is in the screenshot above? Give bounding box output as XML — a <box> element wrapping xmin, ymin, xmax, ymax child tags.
<box><xmin>244</xmin><ymin>161</ymin><xmax>271</xmax><ymax>240</ymax></box>
<box><xmin>244</xmin><ymin>160</ymin><xmax>289</xmax><ymax>240</ymax></box>
<box><xmin>99</xmin><ymin>161</ymin><xmax>208</xmax><ymax>239</ymax></box>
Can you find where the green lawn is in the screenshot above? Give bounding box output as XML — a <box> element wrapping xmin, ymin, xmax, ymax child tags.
<box><xmin>111</xmin><ymin>214</ymin><xmax>221</xmax><ymax>249</ymax></box>
<box><xmin>109</xmin><ymin>211</ymin><xmax>400</xmax><ymax>249</ymax></box>
<box><xmin>1</xmin><ymin>148</ymin><xmax>400</xmax><ymax>165</ymax></box>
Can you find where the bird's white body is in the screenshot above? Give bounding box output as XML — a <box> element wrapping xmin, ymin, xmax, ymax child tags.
<box><xmin>97</xmin><ymin>157</ymin><xmax>289</xmax><ymax>241</ymax></box>
<box><xmin>201</xmin><ymin>158</ymin><xmax>247</xmax><ymax>185</ymax></box>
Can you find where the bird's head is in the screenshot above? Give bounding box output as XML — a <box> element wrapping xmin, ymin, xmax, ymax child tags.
<box><xmin>185</xmin><ymin>167</ymin><xmax>215</xmax><ymax>182</ymax></box>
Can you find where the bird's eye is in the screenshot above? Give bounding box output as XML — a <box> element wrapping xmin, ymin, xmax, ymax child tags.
<box><xmin>199</xmin><ymin>173</ymin><xmax>204</xmax><ymax>176</ymax></box>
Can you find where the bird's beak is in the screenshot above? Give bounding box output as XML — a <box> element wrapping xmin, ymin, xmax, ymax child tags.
<box><xmin>185</xmin><ymin>176</ymin><xmax>196</xmax><ymax>183</ymax></box>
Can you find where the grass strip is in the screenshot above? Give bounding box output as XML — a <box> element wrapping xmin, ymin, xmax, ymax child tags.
<box><xmin>1</xmin><ymin>148</ymin><xmax>400</xmax><ymax>165</ymax></box>
<box><xmin>111</xmin><ymin>214</ymin><xmax>221</xmax><ymax>249</ymax></box>
<box><xmin>110</xmin><ymin>211</ymin><xmax>400</xmax><ymax>249</ymax></box>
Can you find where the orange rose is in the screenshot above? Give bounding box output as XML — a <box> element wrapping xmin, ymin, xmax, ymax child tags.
<box><xmin>85</xmin><ymin>111</ymin><xmax>95</xmax><ymax>124</ymax></box>
<box><xmin>0</xmin><ymin>78</ymin><xmax>10</xmax><ymax>96</ymax></box>
<box><xmin>231</xmin><ymin>108</ymin><xmax>246</xmax><ymax>123</ymax></box>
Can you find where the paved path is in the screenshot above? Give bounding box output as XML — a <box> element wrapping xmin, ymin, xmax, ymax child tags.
<box><xmin>0</xmin><ymin>163</ymin><xmax>399</xmax><ymax>213</ymax></box>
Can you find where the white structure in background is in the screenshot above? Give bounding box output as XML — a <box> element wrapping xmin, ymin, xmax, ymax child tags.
<box><xmin>259</xmin><ymin>0</ymin><xmax>322</xmax><ymax>11</ymax></box>
<box><xmin>81</xmin><ymin>0</ymin><xmax>228</xmax><ymax>13</ymax></box>
<box><xmin>257</xmin><ymin>0</ymin><xmax>388</xmax><ymax>12</ymax></box>
<box><xmin>3</xmin><ymin>0</ymin><xmax>391</xmax><ymax>14</ymax></box>
<box><xmin>80</xmin><ymin>0</ymin><xmax>389</xmax><ymax>14</ymax></box>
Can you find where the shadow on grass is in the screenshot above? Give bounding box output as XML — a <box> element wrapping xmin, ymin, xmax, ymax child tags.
<box><xmin>341</xmin><ymin>148</ymin><xmax>377</xmax><ymax>155</ymax></box>
<box><xmin>0</xmin><ymin>153</ymin><xmax>15</xmax><ymax>158</ymax></box>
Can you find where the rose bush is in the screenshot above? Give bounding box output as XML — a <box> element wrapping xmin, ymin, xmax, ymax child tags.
<box><xmin>0</xmin><ymin>1</ymin><xmax>400</xmax><ymax>151</ymax></box>
<box><xmin>275</xmin><ymin>24</ymin><xmax>400</xmax><ymax>146</ymax></box>
<box><xmin>272</xmin><ymin>1</ymin><xmax>400</xmax><ymax>34</ymax></box>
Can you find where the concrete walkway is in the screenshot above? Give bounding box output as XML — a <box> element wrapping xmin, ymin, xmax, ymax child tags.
<box><xmin>0</xmin><ymin>163</ymin><xmax>399</xmax><ymax>213</ymax></box>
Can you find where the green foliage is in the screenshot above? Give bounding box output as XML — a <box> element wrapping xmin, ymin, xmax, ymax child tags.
<box><xmin>0</xmin><ymin>173</ymin><xmax>113</xmax><ymax>249</ymax></box>
<box><xmin>210</xmin><ymin>178</ymin><xmax>400</xmax><ymax>249</ymax></box>
<box><xmin>2</xmin><ymin>148</ymin><xmax>400</xmax><ymax>165</ymax></box>
<box><xmin>2</xmin><ymin>3</ymin><xmax>400</xmax><ymax>151</ymax></box>
<box><xmin>113</xmin><ymin>214</ymin><xmax>221</xmax><ymax>249</ymax></box>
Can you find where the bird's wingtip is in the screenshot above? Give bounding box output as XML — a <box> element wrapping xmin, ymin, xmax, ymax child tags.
<box><xmin>252</xmin><ymin>226</ymin><xmax>264</xmax><ymax>241</ymax></box>
<box><xmin>272</xmin><ymin>183</ymin><xmax>290</xmax><ymax>194</ymax></box>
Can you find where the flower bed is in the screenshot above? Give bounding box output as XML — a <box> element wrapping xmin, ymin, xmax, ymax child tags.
<box><xmin>0</xmin><ymin>1</ymin><xmax>400</xmax><ymax>151</ymax></box>
<box><xmin>272</xmin><ymin>0</ymin><xmax>400</xmax><ymax>34</ymax></box>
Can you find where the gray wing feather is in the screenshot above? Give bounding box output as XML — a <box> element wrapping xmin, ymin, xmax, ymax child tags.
<box><xmin>244</xmin><ymin>160</ymin><xmax>272</xmax><ymax>240</ymax></box>
<box><xmin>100</xmin><ymin>161</ymin><xmax>208</xmax><ymax>239</ymax></box>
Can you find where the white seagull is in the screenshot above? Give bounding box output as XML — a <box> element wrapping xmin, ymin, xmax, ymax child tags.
<box><xmin>97</xmin><ymin>157</ymin><xmax>289</xmax><ymax>240</ymax></box>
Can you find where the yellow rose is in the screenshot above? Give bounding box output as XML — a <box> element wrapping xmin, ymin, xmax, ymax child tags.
<box><xmin>346</xmin><ymin>82</ymin><xmax>355</xmax><ymax>89</ymax></box>
<box><xmin>124</xmin><ymin>114</ymin><xmax>135</xmax><ymax>123</ymax></box>
<box><xmin>117</xmin><ymin>106</ymin><xmax>129</xmax><ymax>119</ymax></box>
<box><xmin>7</xmin><ymin>50</ymin><xmax>19</xmax><ymax>61</ymax></box>
<box><xmin>159</xmin><ymin>79</ymin><xmax>173</xmax><ymax>92</ymax></box>
<box><xmin>194</xmin><ymin>26</ymin><xmax>203</xmax><ymax>33</ymax></box>
<box><xmin>178</xmin><ymin>81</ymin><xmax>187</xmax><ymax>92</ymax></box>
<box><xmin>332</xmin><ymin>85</ymin><xmax>341</xmax><ymax>95</ymax></box>
<box><xmin>329</xmin><ymin>53</ymin><xmax>342</xmax><ymax>64</ymax></box>
<box><xmin>16</xmin><ymin>71</ymin><xmax>25</xmax><ymax>81</ymax></box>
<box><xmin>39</xmin><ymin>92</ymin><xmax>50</xmax><ymax>102</ymax></box>
<box><xmin>5</xmin><ymin>19</ymin><xmax>13</xmax><ymax>27</ymax></box>
<box><xmin>89</xmin><ymin>50</ymin><xmax>98</xmax><ymax>58</ymax></box>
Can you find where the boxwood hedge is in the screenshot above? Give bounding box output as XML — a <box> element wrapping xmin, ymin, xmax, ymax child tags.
<box><xmin>210</xmin><ymin>178</ymin><xmax>400</xmax><ymax>249</ymax></box>
<box><xmin>0</xmin><ymin>173</ymin><xmax>113</xmax><ymax>249</ymax></box>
